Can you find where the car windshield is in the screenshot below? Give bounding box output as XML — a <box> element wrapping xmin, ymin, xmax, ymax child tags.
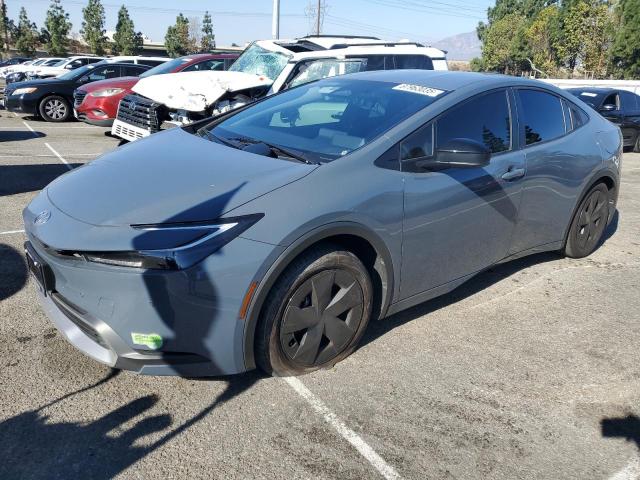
<box><xmin>57</xmin><ymin>64</ymin><xmax>94</xmax><ymax>80</ymax></box>
<box><xmin>229</xmin><ymin>44</ymin><xmax>289</xmax><ymax>81</ymax></box>
<box><xmin>49</xmin><ymin>59</ymin><xmax>66</xmax><ymax>67</ymax></box>
<box><xmin>139</xmin><ymin>57</ymin><xmax>185</xmax><ymax>77</ymax></box>
<box><xmin>203</xmin><ymin>78</ymin><xmax>446</xmax><ymax>163</ymax></box>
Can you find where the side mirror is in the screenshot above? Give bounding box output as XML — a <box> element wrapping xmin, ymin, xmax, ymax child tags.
<box><xmin>433</xmin><ymin>138</ymin><xmax>491</xmax><ymax>168</ymax></box>
<box><xmin>64</xmin><ymin>64</ymin><xmax>73</xmax><ymax>70</ymax></box>
<box><xmin>600</xmin><ymin>103</ymin><xmax>616</xmax><ymax>112</ymax></box>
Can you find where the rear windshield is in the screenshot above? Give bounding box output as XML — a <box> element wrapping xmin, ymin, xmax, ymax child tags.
<box><xmin>567</xmin><ymin>89</ymin><xmax>605</xmax><ymax>108</ymax></box>
<box><xmin>139</xmin><ymin>57</ymin><xmax>189</xmax><ymax>77</ymax></box>
<box><xmin>206</xmin><ymin>79</ymin><xmax>447</xmax><ymax>163</ymax></box>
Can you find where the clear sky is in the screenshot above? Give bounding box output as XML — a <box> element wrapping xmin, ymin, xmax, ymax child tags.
<box><xmin>6</xmin><ymin>0</ymin><xmax>492</xmax><ymax>45</ymax></box>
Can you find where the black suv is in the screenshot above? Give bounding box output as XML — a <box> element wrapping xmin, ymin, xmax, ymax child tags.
<box><xmin>568</xmin><ymin>87</ymin><xmax>640</xmax><ymax>152</ymax></box>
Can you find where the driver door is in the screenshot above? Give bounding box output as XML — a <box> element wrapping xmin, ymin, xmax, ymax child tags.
<box><xmin>400</xmin><ymin>89</ymin><xmax>525</xmax><ymax>300</ymax></box>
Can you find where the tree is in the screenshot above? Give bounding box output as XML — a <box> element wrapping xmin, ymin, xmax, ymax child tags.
<box><xmin>164</xmin><ymin>13</ymin><xmax>190</xmax><ymax>58</ymax></box>
<box><xmin>201</xmin><ymin>11</ymin><xmax>215</xmax><ymax>52</ymax></box>
<box><xmin>481</xmin><ymin>13</ymin><xmax>530</xmax><ymax>74</ymax></box>
<box><xmin>611</xmin><ymin>0</ymin><xmax>640</xmax><ymax>79</ymax></box>
<box><xmin>44</xmin><ymin>0</ymin><xmax>71</xmax><ymax>56</ymax></box>
<box><xmin>525</xmin><ymin>5</ymin><xmax>561</xmax><ymax>76</ymax></box>
<box><xmin>187</xmin><ymin>16</ymin><xmax>201</xmax><ymax>53</ymax></box>
<box><xmin>81</xmin><ymin>0</ymin><xmax>107</xmax><ymax>55</ymax></box>
<box><xmin>1</xmin><ymin>0</ymin><xmax>10</xmax><ymax>56</ymax></box>
<box><xmin>112</xmin><ymin>5</ymin><xmax>143</xmax><ymax>55</ymax></box>
<box><xmin>14</xmin><ymin>7</ymin><xmax>38</xmax><ymax>57</ymax></box>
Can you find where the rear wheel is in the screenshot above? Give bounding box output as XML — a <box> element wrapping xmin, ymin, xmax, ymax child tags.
<box><xmin>38</xmin><ymin>95</ymin><xmax>70</xmax><ymax>122</ymax></box>
<box><xmin>564</xmin><ymin>183</ymin><xmax>609</xmax><ymax>258</ymax></box>
<box><xmin>256</xmin><ymin>245</ymin><xmax>372</xmax><ymax>376</ymax></box>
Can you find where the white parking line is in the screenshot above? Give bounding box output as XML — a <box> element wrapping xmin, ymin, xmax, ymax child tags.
<box><xmin>44</xmin><ymin>142</ymin><xmax>72</xmax><ymax>170</ymax></box>
<box><xmin>283</xmin><ymin>377</ymin><xmax>401</xmax><ymax>480</ymax></box>
<box><xmin>0</xmin><ymin>153</ymin><xmax>102</xmax><ymax>158</ymax></box>
<box><xmin>0</xmin><ymin>229</ymin><xmax>25</xmax><ymax>235</ymax></box>
<box><xmin>608</xmin><ymin>457</ymin><xmax>640</xmax><ymax>480</ymax></box>
<box><xmin>22</xmin><ymin>120</ymin><xmax>38</xmax><ymax>136</ymax></box>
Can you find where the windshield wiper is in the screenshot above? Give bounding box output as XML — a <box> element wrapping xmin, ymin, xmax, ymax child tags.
<box><xmin>227</xmin><ymin>136</ymin><xmax>317</xmax><ymax>164</ymax></box>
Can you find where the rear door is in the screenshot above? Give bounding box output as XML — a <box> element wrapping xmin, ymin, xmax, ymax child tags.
<box><xmin>509</xmin><ymin>89</ymin><xmax>603</xmax><ymax>254</ymax></box>
<box><xmin>400</xmin><ymin>88</ymin><xmax>525</xmax><ymax>299</ymax></box>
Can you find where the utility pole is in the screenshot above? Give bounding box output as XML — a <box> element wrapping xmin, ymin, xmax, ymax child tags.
<box><xmin>272</xmin><ymin>0</ymin><xmax>280</xmax><ymax>39</ymax></box>
<box><xmin>316</xmin><ymin>0</ymin><xmax>320</xmax><ymax>35</ymax></box>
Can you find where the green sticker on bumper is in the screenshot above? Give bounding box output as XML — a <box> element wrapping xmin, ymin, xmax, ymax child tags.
<box><xmin>131</xmin><ymin>332</ymin><xmax>163</xmax><ymax>349</ymax></box>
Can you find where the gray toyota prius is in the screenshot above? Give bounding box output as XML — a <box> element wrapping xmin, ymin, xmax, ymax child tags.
<box><xmin>23</xmin><ymin>70</ymin><xmax>621</xmax><ymax>377</ymax></box>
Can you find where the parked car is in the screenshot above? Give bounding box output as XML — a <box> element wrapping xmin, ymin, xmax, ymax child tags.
<box><xmin>567</xmin><ymin>87</ymin><xmax>640</xmax><ymax>152</ymax></box>
<box><xmin>74</xmin><ymin>53</ymin><xmax>238</xmax><ymax>127</ymax></box>
<box><xmin>23</xmin><ymin>71</ymin><xmax>621</xmax><ymax>377</ymax></box>
<box><xmin>0</xmin><ymin>56</ymin><xmax>30</xmax><ymax>69</ymax></box>
<box><xmin>4</xmin><ymin>58</ymin><xmax>64</xmax><ymax>84</ymax></box>
<box><xmin>28</xmin><ymin>56</ymin><xmax>105</xmax><ymax>79</ymax></box>
<box><xmin>98</xmin><ymin>56</ymin><xmax>169</xmax><ymax>67</ymax></box>
<box><xmin>111</xmin><ymin>35</ymin><xmax>448</xmax><ymax>142</ymax></box>
<box><xmin>3</xmin><ymin>63</ymin><xmax>150</xmax><ymax>121</ymax></box>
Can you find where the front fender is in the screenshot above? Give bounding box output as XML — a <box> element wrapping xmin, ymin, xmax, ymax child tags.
<box><xmin>240</xmin><ymin>221</ymin><xmax>396</xmax><ymax>370</ymax></box>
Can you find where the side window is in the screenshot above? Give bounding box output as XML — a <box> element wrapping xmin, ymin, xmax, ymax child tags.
<box><xmin>400</xmin><ymin>123</ymin><xmax>433</xmax><ymax>160</ymax></box>
<box><xmin>362</xmin><ymin>55</ymin><xmax>386</xmax><ymax>71</ymax></box>
<box><xmin>183</xmin><ymin>60</ymin><xmax>224</xmax><ymax>72</ymax></box>
<box><xmin>620</xmin><ymin>91</ymin><xmax>638</xmax><ymax>112</ymax></box>
<box><xmin>437</xmin><ymin>90</ymin><xmax>511</xmax><ymax>153</ymax></box>
<box><xmin>517</xmin><ymin>89</ymin><xmax>565</xmax><ymax>146</ymax></box>
<box><xmin>84</xmin><ymin>66</ymin><xmax>119</xmax><ymax>82</ymax></box>
<box><xmin>124</xmin><ymin>65</ymin><xmax>145</xmax><ymax>76</ymax></box>
<box><xmin>88</xmin><ymin>58</ymin><xmax>102</xmax><ymax>65</ymax></box>
<box><xmin>288</xmin><ymin>59</ymin><xmax>366</xmax><ymax>89</ymax></box>
<box><xmin>602</xmin><ymin>92</ymin><xmax>620</xmax><ymax>110</ymax></box>
<box><xmin>393</xmin><ymin>55</ymin><xmax>434</xmax><ymax>70</ymax></box>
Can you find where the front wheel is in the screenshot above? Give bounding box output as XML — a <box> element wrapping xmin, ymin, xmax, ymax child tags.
<box><xmin>564</xmin><ymin>183</ymin><xmax>610</xmax><ymax>258</ymax></box>
<box><xmin>256</xmin><ymin>245</ymin><xmax>373</xmax><ymax>376</ymax></box>
<box><xmin>38</xmin><ymin>95</ymin><xmax>71</xmax><ymax>122</ymax></box>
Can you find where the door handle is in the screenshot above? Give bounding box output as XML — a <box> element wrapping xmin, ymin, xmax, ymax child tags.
<box><xmin>501</xmin><ymin>167</ymin><xmax>525</xmax><ymax>181</ymax></box>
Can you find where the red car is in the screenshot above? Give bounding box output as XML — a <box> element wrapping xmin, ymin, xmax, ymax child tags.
<box><xmin>74</xmin><ymin>53</ymin><xmax>238</xmax><ymax>127</ymax></box>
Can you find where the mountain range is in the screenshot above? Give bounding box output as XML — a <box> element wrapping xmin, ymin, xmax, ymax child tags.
<box><xmin>432</xmin><ymin>31</ymin><xmax>481</xmax><ymax>61</ymax></box>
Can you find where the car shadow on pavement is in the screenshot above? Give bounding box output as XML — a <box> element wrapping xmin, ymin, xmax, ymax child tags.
<box><xmin>0</xmin><ymin>243</ymin><xmax>27</xmax><ymax>301</ymax></box>
<box><xmin>602</xmin><ymin>414</ymin><xmax>640</xmax><ymax>450</ymax></box>
<box><xmin>0</xmin><ymin>130</ymin><xmax>46</xmax><ymax>141</ymax></box>
<box><xmin>0</xmin><ymin>368</ymin><xmax>262</xmax><ymax>479</ymax></box>
<box><xmin>0</xmin><ymin>163</ymin><xmax>82</xmax><ymax>196</ymax></box>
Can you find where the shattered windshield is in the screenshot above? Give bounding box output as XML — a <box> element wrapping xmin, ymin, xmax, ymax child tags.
<box><xmin>229</xmin><ymin>44</ymin><xmax>289</xmax><ymax>81</ymax></box>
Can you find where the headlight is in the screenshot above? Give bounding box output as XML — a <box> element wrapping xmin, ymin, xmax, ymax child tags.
<box><xmin>69</xmin><ymin>214</ymin><xmax>263</xmax><ymax>270</ymax></box>
<box><xmin>89</xmin><ymin>87</ymin><xmax>125</xmax><ymax>98</ymax></box>
<box><xmin>12</xmin><ymin>87</ymin><xmax>37</xmax><ymax>95</ymax></box>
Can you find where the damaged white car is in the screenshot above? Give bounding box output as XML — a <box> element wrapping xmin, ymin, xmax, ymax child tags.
<box><xmin>111</xmin><ymin>36</ymin><xmax>448</xmax><ymax>142</ymax></box>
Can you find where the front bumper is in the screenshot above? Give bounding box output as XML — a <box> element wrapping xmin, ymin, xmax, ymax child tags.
<box><xmin>4</xmin><ymin>93</ymin><xmax>39</xmax><ymax>115</ymax></box>
<box><xmin>24</xmin><ymin>206</ymin><xmax>282</xmax><ymax>376</ymax></box>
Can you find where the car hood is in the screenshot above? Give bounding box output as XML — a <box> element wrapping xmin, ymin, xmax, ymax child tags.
<box><xmin>78</xmin><ymin>76</ymin><xmax>138</xmax><ymax>93</ymax></box>
<box><xmin>132</xmin><ymin>70</ymin><xmax>273</xmax><ymax>112</ymax></box>
<box><xmin>46</xmin><ymin>127</ymin><xmax>317</xmax><ymax>227</ymax></box>
<box><xmin>8</xmin><ymin>78</ymin><xmax>70</xmax><ymax>89</ymax></box>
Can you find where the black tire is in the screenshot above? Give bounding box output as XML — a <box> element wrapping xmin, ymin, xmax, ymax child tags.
<box><xmin>38</xmin><ymin>95</ymin><xmax>71</xmax><ymax>122</ymax></box>
<box><xmin>255</xmin><ymin>244</ymin><xmax>373</xmax><ymax>376</ymax></box>
<box><xmin>564</xmin><ymin>183</ymin><xmax>609</xmax><ymax>258</ymax></box>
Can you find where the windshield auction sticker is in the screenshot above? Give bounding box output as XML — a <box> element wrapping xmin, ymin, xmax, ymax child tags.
<box><xmin>392</xmin><ymin>84</ymin><xmax>445</xmax><ymax>97</ymax></box>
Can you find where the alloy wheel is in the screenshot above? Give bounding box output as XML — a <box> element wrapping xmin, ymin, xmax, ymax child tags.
<box><xmin>279</xmin><ymin>269</ymin><xmax>364</xmax><ymax>367</ymax></box>
<box><xmin>44</xmin><ymin>99</ymin><xmax>67</xmax><ymax>120</ymax></box>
